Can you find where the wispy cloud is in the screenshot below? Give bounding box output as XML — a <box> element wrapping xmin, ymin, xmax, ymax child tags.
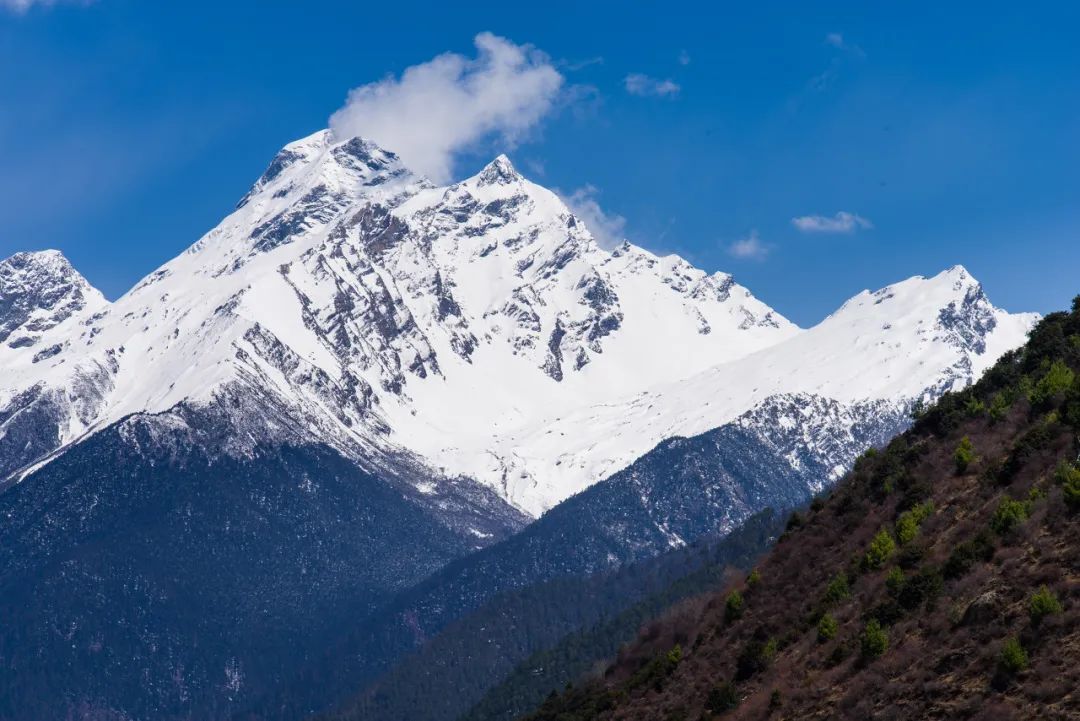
<box><xmin>823</xmin><ymin>32</ymin><xmax>864</xmax><ymax>55</ymax></box>
<box><xmin>1</xmin><ymin>0</ymin><xmax>92</xmax><ymax>11</ymax></box>
<box><xmin>678</xmin><ymin>50</ymin><xmax>691</xmax><ymax>66</ymax></box>
<box><xmin>791</xmin><ymin>211</ymin><xmax>873</xmax><ymax>233</ymax></box>
<box><xmin>727</xmin><ymin>230</ymin><xmax>769</xmax><ymax>260</ymax></box>
<box><xmin>792</xmin><ymin>31</ymin><xmax>866</xmax><ymax>104</ymax></box>
<box><xmin>561</xmin><ymin>56</ymin><xmax>604</xmax><ymax>71</ymax></box>
<box><xmin>329</xmin><ymin>32</ymin><xmax>564</xmax><ymax>183</ymax></box>
<box><xmin>624</xmin><ymin>73</ymin><xmax>681</xmax><ymax>98</ymax></box>
<box><xmin>561</xmin><ymin>184</ymin><xmax>627</xmax><ymax>250</ymax></box>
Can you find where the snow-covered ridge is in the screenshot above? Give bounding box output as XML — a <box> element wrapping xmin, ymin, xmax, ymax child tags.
<box><xmin>0</xmin><ymin>130</ymin><xmax>1039</xmax><ymax>514</ymax></box>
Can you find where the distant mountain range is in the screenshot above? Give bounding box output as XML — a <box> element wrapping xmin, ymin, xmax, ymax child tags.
<box><xmin>0</xmin><ymin>130</ymin><xmax>1037</xmax><ymax>720</ymax></box>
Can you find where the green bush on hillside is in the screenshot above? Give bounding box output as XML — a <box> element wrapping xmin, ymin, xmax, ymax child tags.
<box><xmin>1055</xmin><ymin>461</ymin><xmax>1080</xmax><ymax>512</ymax></box>
<box><xmin>724</xmin><ymin>590</ymin><xmax>745</xmax><ymax>623</ymax></box>
<box><xmin>864</xmin><ymin>529</ymin><xmax>897</xmax><ymax>570</ymax></box>
<box><xmin>990</xmin><ymin>498</ymin><xmax>1030</xmax><ymax>535</ymax></box>
<box><xmin>1029</xmin><ymin>585</ymin><xmax>1063</xmax><ymax>624</ymax></box>
<box><xmin>999</xmin><ymin>637</ymin><xmax>1028</xmax><ymax>673</ymax></box>
<box><xmin>989</xmin><ymin>392</ymin><xmax>1011</xmax><ymax>422</ymax></box>
<box><xmin>822</xmin><ymin>573</ymin><xmax>850</xmax><ymax>605</ymax></box>
<box><xmin>817</xmin><ymin>613</ymin><xmax>839</xmax><ymax>642</ymax></box>
<box><xmin>735</xmin><ymin>634</ymin><xmax>778</xmax><ymax>680</ymax></box>
<box><xmin>964</xmin><ymin>395</ymin><xmax>987</xmax><ymax>417</ymax></box>
<box><xmin>860</xmin><ymin>619</ymin><xmax>888</xmax><ymax>660</ymax></box>
<box><xmin>895</xmin><ymin>501</ymin><xmax>934</xmax><ymax>545</ymax></box>
<box><xmin>885</xmin><ymin>567</ymin><xmax>905</xmax><ymax>596</ymax></box>
<box><xmin>943</xmin><ymin>531</ymin><xmax>995</xmax><ymax>579</ymax></box>
<box><xmin>1030</xmin><ymin>360</ymin><xmax>1075</xmax><ymax>407</ymax></box>
<box><xmin>896</xmin><ymin>566</ymin><xmax>943</xmax><ymax>610</ymax></box>
<box><xmin>954</xmin><ymin>436</ymin><xmax>977</xmax><ymax>474</ymax></box>
<box><xmin>895</xmin><ymin>514</ymin><xmax>918</xmax><ymax>546</ymax></box>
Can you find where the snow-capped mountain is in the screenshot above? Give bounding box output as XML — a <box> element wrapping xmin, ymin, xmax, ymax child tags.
<box><xmin>0</xmin><ymin>130</ymin><xmax>1036</xmax><ymax>517</ymax></box>
<box><xmin>0</xmin><ymin>130</ymin><xmax>1041</xmax><ymax>721</ymax></box>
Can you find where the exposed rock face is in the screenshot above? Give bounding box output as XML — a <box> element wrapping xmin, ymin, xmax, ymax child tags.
<box><xmin>0</xmin><ymin>249</ymin><xmax>106</xmax><ymax>345</ymax></box>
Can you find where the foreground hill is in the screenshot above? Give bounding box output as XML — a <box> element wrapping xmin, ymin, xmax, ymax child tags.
<box><xmin>525</xmin><ymin>297</ymin><xmax>1080</xmax><ymax>720</ymax></box>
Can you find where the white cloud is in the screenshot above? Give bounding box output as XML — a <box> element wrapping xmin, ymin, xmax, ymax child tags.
<box><xmin>624</xmin><ymin>73</ymin><xmax>681</xmax><ymax>98</ymax></box>
<box><xmin>2</xmin><ymin>0</ymin><xmax>91</xmax><ymax>11</ymax></box>
<box><xmin>791</xmin><ymin>211</ymin><xmax>873</xmax><ymax>233</ymax></box>
<box><xmin>561</xmin><ymin>185</ymin><xmax>627</xmax><ymax>250</ymax></box>
<box><xmin>825</xmin><ymin>32</ymin><xmax>845</xmax><ymax>48</ymax></box>
<box><xmin>329</xmin><ymin>32</ymin><xmax>563</xmax><ymax>183</ymax></box>
<box><xmin>678</xmin><ymin>50</ymin><xmax>691</xmax><ymax>66</ymax></box>
<box><xmin>727</xmin><ymin>230</ymin><xmax>769</xmax><ymax>260</ymax></box>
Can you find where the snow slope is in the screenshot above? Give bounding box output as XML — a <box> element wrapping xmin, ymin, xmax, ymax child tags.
<box><xmin>0</xmin><ymin>130</ymin><xmax>1038</xmax><ymax>515</ymax></box>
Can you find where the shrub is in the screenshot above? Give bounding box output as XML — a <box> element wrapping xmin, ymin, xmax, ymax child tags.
<box><xmin>999</xmin><ymin>637</ymin><xmax>1028</xmax><ymax>673</ymax></box>
<box><xmin>895</xmin><ymin>513</ymin><xmax>918</xmax><ymax>546</ymax></box>
<box><xmin>1065</xmin><ymin>393</ymin><xmax>1080</xmax><ymax>429</ymax></box>
<box><xmin>1029</xmin><ymin>585</ymin><xmax>1063</xmax><ymax>624</ymax></box>
<box><xmin>990</xmin><ymin>498</ymin><xmax>1030</xmax><ymax>535</ymax></box>
<box><xmin>725</xmin><ymin>590</ymin><xmax>745</xmax><ymax>623</ymax></box>
<box><xmin>897</xmin><ymin>566</ymin><xmax>943</xmax><ymax>610</ymax></box>
<box><xmin>864</xmin><ymin>529</ymin><xmax>897</xmax><ymax>570</ymax></box>
<box><xmin>954</xmin><ymin>436</ymin><xmax>977</xmax><ymax>474</ymax></box>
<box><xmin>666</xmin><ymin>644</ymin><xmax>683</xmax><ymax>666</ymax></box>
<box><xmin>817</xmin><ymin>613</ymin><xmax>839</xmax><ymax>642</ymax></box>
<box><xmin>1030</xmin><ymin>360</ymin><xmax>1075</xmax><ymax>407</ymax></box>
<box><xmin>989</xmin><ymin>392</ymin><xmax>1011</xmax><ymax>422</ymax></box>
<box><xmin>1065</xmin><ymin>478</ymin><xmax>1080</xmax><ymax>512</ymax></box>
<box><xmin>769</xmin><ymin>689</ymin><xmax>782</xmax><ymax>710</ymax></box>
<box><xmin>746</xmin><ymin>569</ymin><xmax>762</xmax><ymax>588</ymax></box>
<box><xmin>964</xmin><ymin>395</ymin><xmax>987</xmax><ymax>417</ymax></box>
<box><xmin>895</xmin><ymin>501</ymin><xmax>934</xmax><ymax>546</ymax></box>
<box><xmin>705</xmin><ymin>682</ymin><xmax>738</xmax><ymax>712</ymax></box>
<box><xmin>629</xmin><ymin>645</ymin><xmax>683</xmax><ymax>692</ymax></box>
<box><xmin>943</xmin><ymin>531</ymin><xmax>995</xmax><ymax>579</ymax></box>
<box><xmin>1055</xmin><ymin>461</ymin><xmax>1080</xmax><ymax>512</ymax></box>
<box><xmin>822</xmin><ymin>573</ymin><xmax>850</xmax><ymax>605</ymax></box>
<box><xmin>736</xmin><ymin>632</ymin><xmax>777</xmax><ymax>680</ymax></box>
<box><xmin>885</xmin><ymin>567</ymin><xmax>905</xmax><ymax>596</ymax></box>
<box><xmin>860</xmin><ymin>619</ymin><xmax>888</xmax><ymax>660</ymax></box>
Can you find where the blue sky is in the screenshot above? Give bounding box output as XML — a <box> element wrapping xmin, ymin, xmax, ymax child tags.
<box><xmin>1</xmin><ymin>0</ymin><xmax>1077</xmax><ymax>326</ymax></box>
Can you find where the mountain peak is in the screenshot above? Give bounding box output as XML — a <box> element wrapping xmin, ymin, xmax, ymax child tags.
<box><xmin>236</xmin><ymin>131</ymin><xmax>420</xmax><ymax>212</ymax></box>
<box><xmin>0</xmin><ymin>249</ymin><xmax>93</xmax><ymax>291</ymax></box>
<box><xmin>2</xmin><ymin>248</ymin><xmax>72</xmax><ymax>271</ymax></box>
<box><xmin>0</xmin><ymin>249</ymin><xmax>106</xmax><ymax>345</ymax></box>
<box><xmin>475</xmin><ymin>154</ymin><xmax>522</xmax><ymax>186</ymax></box>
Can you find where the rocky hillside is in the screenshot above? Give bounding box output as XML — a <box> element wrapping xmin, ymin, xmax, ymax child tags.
<box><xmin>524</xmin><ymin>297</ymin><xmax>1080</xmax><ymax>721</ymax></box>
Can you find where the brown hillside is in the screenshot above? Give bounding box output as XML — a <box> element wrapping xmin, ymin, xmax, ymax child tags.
<box><xmin>524</xmin><ymin>299</ymin><xmax>1080</xmax><ymax>721</ymax></box>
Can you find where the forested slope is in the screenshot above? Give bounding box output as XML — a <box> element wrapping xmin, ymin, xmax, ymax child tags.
<box><xmin>525</xmin><ymin>297</ymin><xmax>1080</xmax><ymax>721</ymax></box>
